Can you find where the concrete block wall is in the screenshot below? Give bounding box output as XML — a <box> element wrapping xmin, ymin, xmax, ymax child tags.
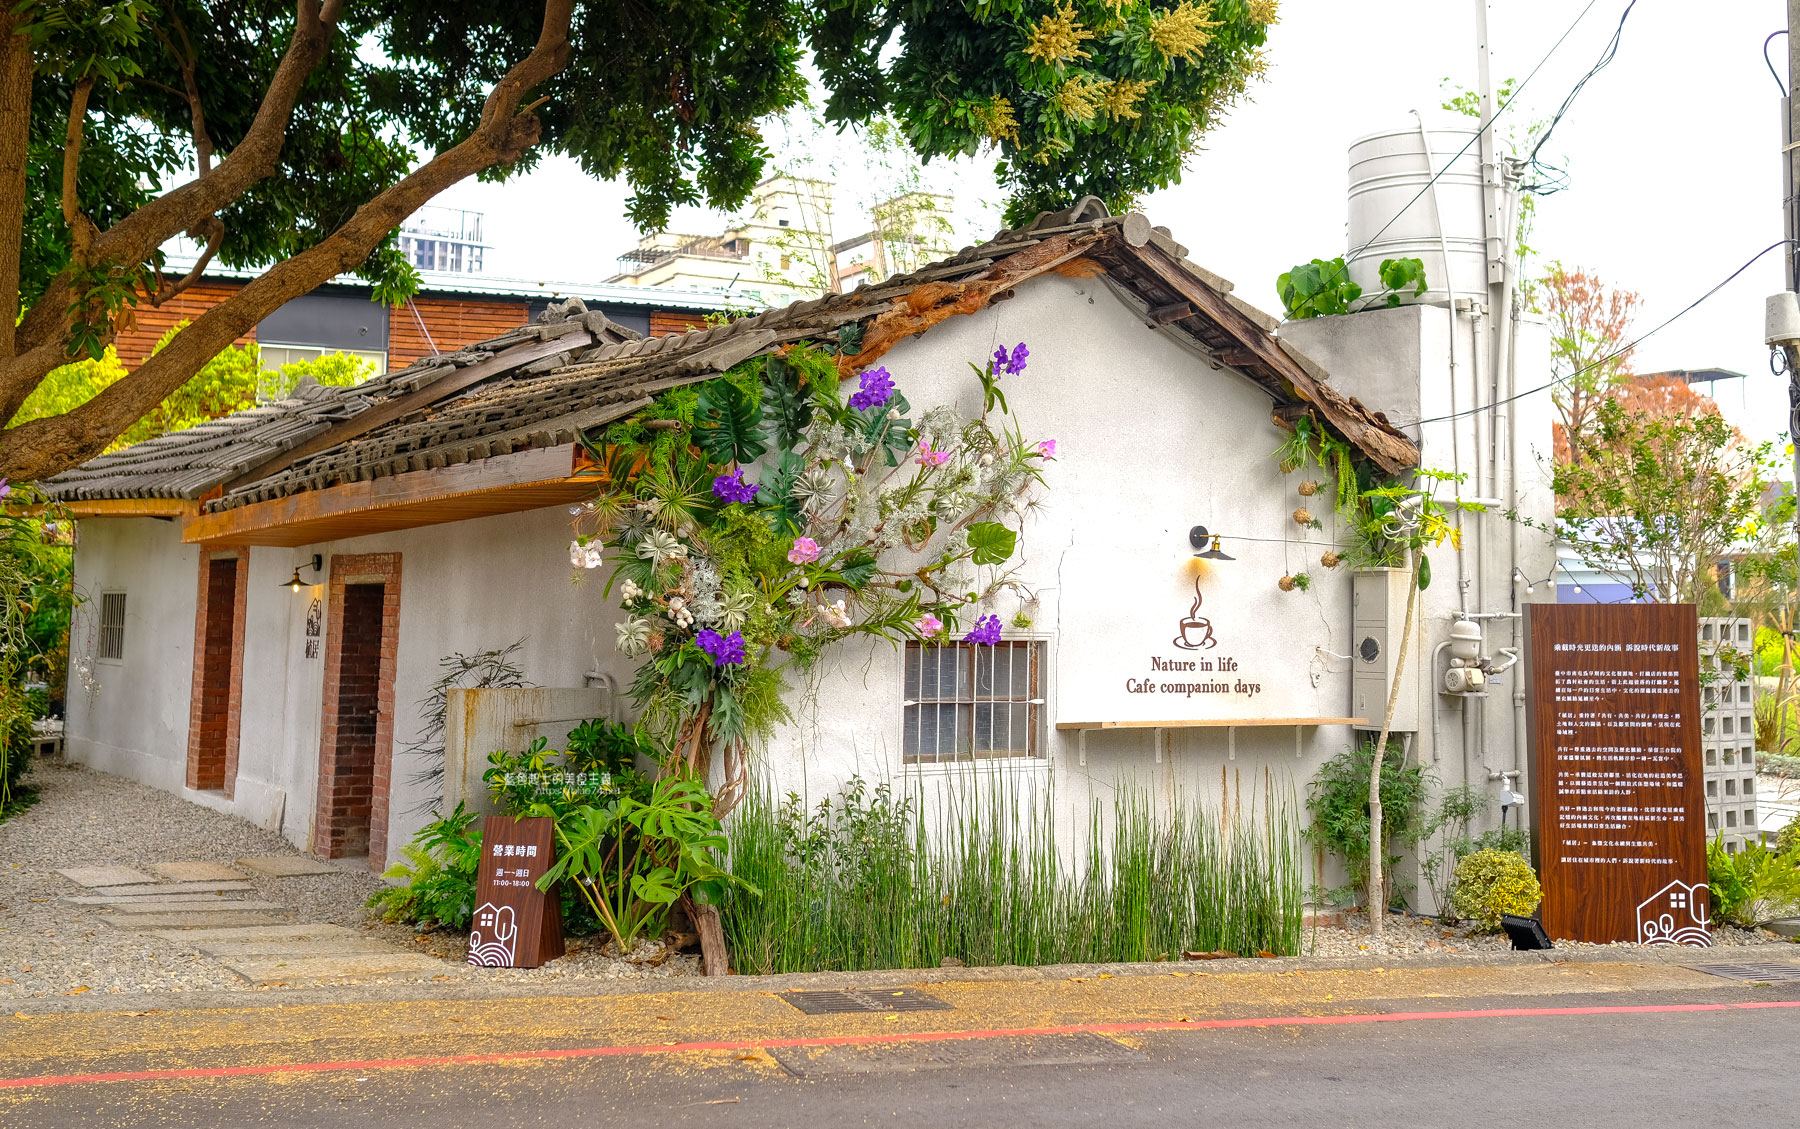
<box><xmin>1699</xmin><ymin>616</ymin><xmax>1759</xmax><ymax>851</ymax></box>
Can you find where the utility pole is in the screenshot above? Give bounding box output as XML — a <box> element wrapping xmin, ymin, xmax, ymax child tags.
<box><xmin>1787</xmin><ymin>0</ymin><xmax>1800</xmax><ymax>626</ymax></box>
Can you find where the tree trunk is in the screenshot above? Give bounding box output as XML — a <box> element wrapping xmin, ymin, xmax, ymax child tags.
<box><xmin>0</xmin><ymin>12</ymin><xmax>29</xmax><ymax>362</ymax></box>
<box><xmin>1368</xmin><ymin>549</ymin><xmax>1422</xmax><ymax>938</ymax></box>
<box><xmin>691</xmin><ymin>901</ymin><xmax>729</xmax><ymax>976</ymax></box>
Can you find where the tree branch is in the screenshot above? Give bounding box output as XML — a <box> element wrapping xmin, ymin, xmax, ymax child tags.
<box><xmin>147</xmin><ymin>215</ymin><xmax>224</xmax><ymax>307</ymax></box>
<box><xmin>0</xmin><ymin>11</ymin><xmax>30</xmax><ymax>361</ymax></box>
<box><xmin>0</xmin><ymin>0</ymin><xmax>576</xmax><ymax>483</ymax></box>
<box><xmin>10</xmin><ymin>0</ymin><xmax>343</xmax><ymax>358</ymax></box>
<box><xmin>61</xmin><ymin>77</ymin><xmax>97</xmax><ymax>262</ymax></box>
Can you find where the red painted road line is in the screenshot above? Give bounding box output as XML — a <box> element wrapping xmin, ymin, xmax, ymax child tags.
<box><xmin>3</xmin><ymin>999</ymin><xmax>1797</xmax><ymax>1091</ymax></box>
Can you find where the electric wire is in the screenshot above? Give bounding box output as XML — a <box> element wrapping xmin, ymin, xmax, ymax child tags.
<box><xmin>1518</xmin><ymin>0</ymin><xmax>1639</xmax><ymax>196</ymax></box>
<box><xmin>1767</xmin><ymin>30</ymin><xmax>1789</xmax><ymax>97</ymax></box>
<box><xmin>1307</xmin><ymin>0</ymin><xmax>1602</xmax><ymax>298</ymax></box>
<box><xmin>1414</xmin><ymin>239</ymin><xmax>1795</xmax><ymax>426</ymax></box>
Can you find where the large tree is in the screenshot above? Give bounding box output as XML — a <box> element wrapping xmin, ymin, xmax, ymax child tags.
<box><xmin>0</xmin><ymin>0</ymin><xmax>1278</xmax><ymax>484</ymax></box>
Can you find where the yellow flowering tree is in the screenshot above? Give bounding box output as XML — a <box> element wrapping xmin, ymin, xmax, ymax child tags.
<box><xmin>814</xmin><ymin>0</ymin><xmax>1281</xmax><ymax>223</ymax></box>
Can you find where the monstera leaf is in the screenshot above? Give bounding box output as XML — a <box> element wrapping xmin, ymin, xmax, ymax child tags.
<box><xmin>967</xmin><ymin>521</ymin><xmax>1017</xmax><ymax>565</ymax></box>
<box><xmin>695</xmin><ymin>378</ymin><xmax>767</xmax><ymax>466</ymax></box>
<box><xmin>760</xmin><ymin>354</ymin><xmax>814</xmax><ymax>451</ymax></box>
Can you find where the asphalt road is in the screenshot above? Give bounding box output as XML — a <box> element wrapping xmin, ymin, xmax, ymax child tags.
<box><xmin>4</xmin><ymin>975</ymin><xmax>1797</xmax><ymax>1127</ymax></box>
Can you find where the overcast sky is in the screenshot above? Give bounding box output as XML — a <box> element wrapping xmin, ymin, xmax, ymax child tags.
<box><xmin>431</xmin><ymin>1</ymin><xmax>1794</xmax><ymax>452</ymax></box>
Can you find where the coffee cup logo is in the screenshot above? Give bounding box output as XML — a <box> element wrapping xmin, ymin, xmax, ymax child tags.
<box><xmin>1173</xmin><ymin>574</ymin><xmax>1217</xmax><ymax>651</ymax></box>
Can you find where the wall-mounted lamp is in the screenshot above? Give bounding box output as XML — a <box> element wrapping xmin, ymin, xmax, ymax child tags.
<box><xmin>283</xmin><ymin>554</ymin><xmax>323</xmax><ymax>592</ymax></box>
<box><xmin>1188</xmin><ymin>525</ymin><xmax>1234</xmax><ymax>561</ymax></box>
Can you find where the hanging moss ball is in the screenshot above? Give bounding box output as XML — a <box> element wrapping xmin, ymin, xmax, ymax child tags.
<box><xmin>1298</xmin><ymin>480</ymin><xmax>1319</xmax><ymax>496</ymax></box>
<box><xmin>1278</xmin><ymin>575</ymin><xmax>1297</xmax><ymax>592</ymax></box>
<box><xmin>1321</xmin><ymin>551</ymin><xmax>1342</xmax><ymax>569</ymax></box>
<box><xmin>1292</xmin><ymin>508</ymin><xmax>1312</xmax><ymax>525</ymax></box>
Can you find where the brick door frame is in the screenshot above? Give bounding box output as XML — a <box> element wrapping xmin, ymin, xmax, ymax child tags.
<box><xmin>315</xmin><ymin>552</ymin><xmax>401</xmax><ymax>868</ymax></box>
<box><xmin>184</xmin><ymin>549</ymin><xmax>248</xmax><ymax>796</ymax></box>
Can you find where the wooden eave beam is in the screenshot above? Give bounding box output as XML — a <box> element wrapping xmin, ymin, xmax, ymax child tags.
<box><xmin>1128</xmin><ymin>243</ymin><xmax>1420</xmax><ymax>475</ymax></box>
<box><xmin>5</xmin><ymin>498</ymin><xmax>196</xmax><ymax>518</ymax></box>
<box><xmin>184</xmin><ymin>443</ymin><xmax>595</xmax><ymax>548</ymax></box>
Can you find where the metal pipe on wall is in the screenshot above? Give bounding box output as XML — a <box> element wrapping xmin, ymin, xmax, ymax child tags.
<box><xmin>1414</xmin><ymin>111</ymin><xmax>1471</xmax><ymax>620</ymax></box>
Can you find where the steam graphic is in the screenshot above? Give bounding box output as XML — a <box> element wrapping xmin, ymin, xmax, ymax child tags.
<box><xmin>1172</xmin><ymin>574</ymin><xmax>1217</xmax><ymax>651</ymax></box>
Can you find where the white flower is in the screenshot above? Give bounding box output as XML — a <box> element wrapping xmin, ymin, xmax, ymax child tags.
<box><xmin>621</xmin><ymin>579</ymin><xmax>642</xmax><ymax>602</ymax></box>
<box><xmin>821</xmin><ymin>599</ymin><xmax>852</xmax><ymax>628</ymax></box>
<box><xmin>667</xmin><ymin>596</ymin><xmax>686</xmax><ymax>612</ymax></box>
<box><xmin>583</xmin><ymin>547</ymin><xmax>603</xmax><ymax>569</ymax></box>
<box><xmin>569</xmin><ymin>540</ymin><xmax>585</xmax><ymax>568</ymax></box>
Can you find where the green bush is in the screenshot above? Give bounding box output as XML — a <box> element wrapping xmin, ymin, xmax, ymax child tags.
<box><xmin>367</xmin><ymin>803</ymin><xmax>483</xmax><ymax>929</ymax></box>
<box><xmin>1778</xmin><ymin>815</ymin><xmax>1800</xmax><ymax>858</ymax></box>
<box><xmin>1305</xmin><ymin>740</ymin><xmax>1429</xmax><ymax>907</ymax></box>
<box><xmin>1707</xmin><ymin>838</ymin><xmax>1800</xmax><ymax>928</ymax></box>
<box><xmin>1448</xmin><ymin>849</ymin><xmax>1542</xmax><ymax>932</ymax></box>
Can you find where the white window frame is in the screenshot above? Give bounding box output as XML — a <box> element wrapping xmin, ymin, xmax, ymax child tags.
<box><xmin>96</xmin><ymin>590</ymin><xmax>127</xmax><ymax>664</ymax></box>
<box><xmin>900</xmin><ymin>635</ymin><xmax>1048</xmax><ymax>768</ymax></box>
<box><xmin>258</xmin><ymin>341</ymin><xmax>387</xmax><ymax>377</ymax></box>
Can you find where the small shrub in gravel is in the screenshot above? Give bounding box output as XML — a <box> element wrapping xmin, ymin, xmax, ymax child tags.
<box><xmin>1449</xmin><ymin>849</ymin><xmax>1542</xmax><ymax>932</ymax></box>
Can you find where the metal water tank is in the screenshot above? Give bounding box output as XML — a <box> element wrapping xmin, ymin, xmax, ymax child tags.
<box><xmin>1346</xmin><ymin>124</ymin><xmax>1501</xmax><ymax>308</ymax></box>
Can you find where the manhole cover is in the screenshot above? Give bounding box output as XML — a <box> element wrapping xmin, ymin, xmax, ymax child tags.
<box><xmin>768</xmin><ymin>1032</ymin><xmax>1145</xmax><ymax>1077</ymax></box>
<box><xmin>781</xmin><ymin>987</ymin><xmax>953</xmax><ymax>1015</ymax></box>
<box><xmin>1687</xmin><ymin>963</ymin><xmax>1800</xmax><ymax>982</ymax></box>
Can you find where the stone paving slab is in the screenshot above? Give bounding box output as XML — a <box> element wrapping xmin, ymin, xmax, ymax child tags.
<box><xmin>147</xmin><ymin>924</ymin><xmax>354</xmax><ymax>945</ymax></box>
<box><xmin>190</xmin><ymin>938</ymin><xmax>405</xmax><ymax>960</ymax></box>
<box><xmin>219</xmin><ymin>953</ymin><xmax>451</xmax><ymax>985</ymax></box>
<box><xmin>84</xmin><ymin>898</ymin><xmax>288</xmax><ymax>914</ymax></box>
<box><xmin>100</xmin><ymin>912</ymin><xmax>296</xmax><ymax>930</ymax></box>
<box><xmin>149</xmin><ymin>862</ymin><xmax>247</xmax><ymax>882</ymax></box>
<box><xmin>235</xmin><ymin>855</ymin><xmax>338</xmax><ymax>877</ymax></box>
<box><xmin>53</xmin><ymin>866</ymin><xmax>155</xmax><ymax>888</ymax></box>
<box><xmin>78</xmin><ymin>881</ymin><xmax>256</xmax><ymax>897</ymax></box>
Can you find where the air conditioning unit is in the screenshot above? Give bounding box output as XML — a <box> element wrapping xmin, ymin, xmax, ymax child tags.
<box><xmin>1351</xmin><ymin>568</ymin><xmax>1421</xmax><ymax>732</ymax></box>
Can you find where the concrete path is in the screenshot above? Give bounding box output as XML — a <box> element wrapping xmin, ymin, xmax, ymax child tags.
<box><xmin>0</xmin><ymin>956</ymin><xmax>1795</xmax><ymax>1127</ymax></box>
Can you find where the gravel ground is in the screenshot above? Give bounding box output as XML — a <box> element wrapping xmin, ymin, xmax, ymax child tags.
<box><xmin>1301</xmin><ymin>908</ymin><xmax>1787</xmax><ymax>958</ymax></box>
<box><xmin>0</xmin><ymin>758</ymin><xmax>699</xmax><ymax>998</ymax></box>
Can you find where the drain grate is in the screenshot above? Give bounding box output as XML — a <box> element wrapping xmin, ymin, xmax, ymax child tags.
<box><xmin>781</xmin><ymin>987</ymin><xmax>953</xmax><ymax>1015</ymax></box>
<box><xmin>1687</xmin><ymin>962</ymin><xmax>1800</xmax><ymax>982</ymax></box>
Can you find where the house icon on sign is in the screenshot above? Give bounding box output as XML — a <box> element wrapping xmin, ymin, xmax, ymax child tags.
<box><xmin>1636</xmin><ymin>881</ymin><xmax>1712</xmax><ymax>947</ymax></box>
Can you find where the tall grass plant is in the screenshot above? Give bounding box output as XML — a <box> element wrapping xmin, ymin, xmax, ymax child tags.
<box><xmin>721</xmin><ymin>769</ymin><xmax>1302</xmax><ymax>974</ymax></box>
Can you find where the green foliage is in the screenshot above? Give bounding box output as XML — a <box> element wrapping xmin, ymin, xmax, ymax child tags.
<box><xmin>1547</xmin><ymin>395</ymin><xmax>1777</xmax><ymax>605</ymax></box>
<box><xmin>401</xmin><ymin>641</ymin><xmax>528</xmax><ymax>811</ymax></box>
<box><xmin>535</xmin><ymin>772</ymin><xmax>747</xmax><ymax>953</ymax></box>
<box><xmin>1448</xmin><ymin>849</ymin><xmax>1542</xmax><ymax>933</ymax></box>
<box><xmin>722</xmin><ymin>773</ymin><xmax>1302</xmax><ymax>974</ymax></box>
<box><xmin>1305</xmin><ymin>740</ymin><xmax>1429</xmax><ymax>907</ymax></box>
<box><xmin>694</xmin><ymin>378</ymin><xmax>768</xmax><ymax>468</ymax></box>
<box><xmin>1277</xmin><ymin>256</ymin><xmax>1428</xmax><ymax>320</ymax></box>
<box><xmin>1777</xmin><ymin>815</ymin><xmax>1800</xmax><ymax>857</ymax></box>
<box><xmin>965</xmin><ymin>521</ymin><xmax>1018</xmax><ymax>565</ymax></box>
<box><xmin>1707</xmin><ymin>838</ymin><xmax>1800</xmax><ymax>929</ymax></box>
<box><xmin>367</xmin><ymin>803</ymin><xmax>484</xmax><ymax>929</ymax></box>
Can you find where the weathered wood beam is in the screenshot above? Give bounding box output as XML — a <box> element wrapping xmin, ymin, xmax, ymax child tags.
<box><xmin>1129</xmin><ymin>243</ymin><xmax>1420</xmax><ymax>475</ymax></box>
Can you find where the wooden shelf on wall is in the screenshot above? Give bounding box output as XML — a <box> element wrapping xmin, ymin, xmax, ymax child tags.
<box><xmin>1056</xmin><ymin>717</ymin><xmax>1368</xmax><ymax>767</ymax></box>
<box><xmin>1055</xmin><ymin>718</ymin><xmax>1366</xmax><ymax>731</ymax></box>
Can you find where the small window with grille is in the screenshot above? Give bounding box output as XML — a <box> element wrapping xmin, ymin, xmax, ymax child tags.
<box><xmin>97</xmin><ymin>591</ymin><xmax>127</xmax><ymax>661</ymax></box>
<box><xmin>903</xmin><ymin>640</ymin><xmax>1043</xmax><ymax>762</ymax></box>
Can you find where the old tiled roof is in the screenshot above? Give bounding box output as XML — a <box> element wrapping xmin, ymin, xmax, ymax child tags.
<box><xmin>41</xmin><ymin>198</ymin><xmax>1419</xmax><ymax>508</ymax></box>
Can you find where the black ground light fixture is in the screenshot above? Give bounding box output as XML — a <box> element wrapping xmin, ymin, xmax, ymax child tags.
<box><xmin>1500</xmin><ymin>914</ymin><xmax>1555</xmax><ymax>951</ymax></box>
<box><xmin>1189</xmin><ymin>526</ymin><xmax>1234</xmax><ymax>561</ymax></box>
<box><xmin>283</xmin><ymin>554</ymin><xmax>323</xmax><ymax>592</ymax></box>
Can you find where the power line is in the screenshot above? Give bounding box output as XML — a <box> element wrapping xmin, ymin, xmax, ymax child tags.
<box><xmin>1312</xmin><ymin>0</ymin><xmax>1604</xmax><ymax>297</ymax></box>
<box><xmin>1414</xmin><ymin>240</ymin><xmax>1794</xmax><ymax>426</ymax></box>
<box><xmin>1766</xmin><ymin>30</ymin><xmax>1789</xmax><ymax>97</ymax></box>
<box><xmin>1519</xmin><ymin>0</ymin><xmax>1639</xmax><ymax>196</ymax></box>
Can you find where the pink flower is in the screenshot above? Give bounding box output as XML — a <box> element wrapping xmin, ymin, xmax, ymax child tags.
<box><xmin>1037</xmin><ymin>439</ymin><xmax>1057</xmax><ymax>459</ymax></box>
<box><xmin>916</xmin><ymin>614</ymin><xmax>944</xmax><ymax>638</ymax></box>
<box><xmin>915</xmin><ymin>442</ymin><xmax>951</xmax><ymax>467</ymax></box>
<box><xmin>787</xmin><ymin>536</ymin><xmax>821</xmax><ymax>564</ymax></box>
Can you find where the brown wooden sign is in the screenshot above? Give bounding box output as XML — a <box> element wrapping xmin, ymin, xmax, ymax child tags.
<box><xmin>1527</xmin><ymin>604</ymin><xmax>1709</xmax><ymax>945</ymax></box>
<box><xmin>469</xmin><ymin>815</ymin><xmax>564</xmax><ymax>968</ymax></box>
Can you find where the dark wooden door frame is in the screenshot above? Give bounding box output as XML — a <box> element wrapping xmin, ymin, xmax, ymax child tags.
<box><xmin>184</xmin><ymin>549</ymin><xmax>247</xmax><ymax>795</ymax></box>
<box><xmin>314</xmin><ymin>552</ymin><xmax>401</xmax><ymax>868</ymax></box>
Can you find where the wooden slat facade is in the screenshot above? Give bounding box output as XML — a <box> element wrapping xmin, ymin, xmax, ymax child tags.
<box><xmin>116</xmin><ymin>280</ymin><xmax>256</xmax><ymax>368</ymax></box>
<box><xmin>649</xmin><ymin>311</ymin><xmax>708</xmax><ymax>337</ymax></box>
<box><xmin>388</xmin><ymin>295</ymin><xmax>531</xmax><ymax>369</ymax></box>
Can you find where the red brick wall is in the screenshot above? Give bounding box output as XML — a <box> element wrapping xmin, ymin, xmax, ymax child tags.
<box><xmin>115</xmin><ymin>281</ymin><xmax>257</xmax><ymax>369</ymax></box>
<box><xmin>389</xmin><ymin>296</ymin><xmax>530</xmax><ymax>369</ymax></box>
<box><xmin>316</xmin><ymin>553</ymin><xmax>401</xmax><ymax>868</ymax></box>
<box><xmin>185</xmin><ymin>552</ymin><xmax>247</xmax><ymax>794</ymax></box>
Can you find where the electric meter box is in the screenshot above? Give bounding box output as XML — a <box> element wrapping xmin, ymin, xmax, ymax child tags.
<box><xmin>1351</xmin><ymin>567</ymin><xmax>1421</xmax><ymax>732</ymax></box>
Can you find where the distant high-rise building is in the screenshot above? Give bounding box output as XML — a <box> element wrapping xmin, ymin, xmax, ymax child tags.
<box><xmin>399</xmin><ymin>206</ymin><xmax>489</xmax><ymax>274</ymax></box>
<box><xmin>608</xmin><ymin>176</ymin><xmax>955</xmax><ymax>306</ymax></box>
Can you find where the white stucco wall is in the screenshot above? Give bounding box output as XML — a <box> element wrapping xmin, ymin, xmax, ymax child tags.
<box><xmin>63</xmin><ymin>270</ymin><xmax>1559</xmax><ymax>903</ymax></box>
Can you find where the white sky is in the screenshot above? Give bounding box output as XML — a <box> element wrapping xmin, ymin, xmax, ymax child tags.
<box><xmin>430</xmin><ymin>0</ymin><xmax>1794</xmax><ymax>451</ymax></box>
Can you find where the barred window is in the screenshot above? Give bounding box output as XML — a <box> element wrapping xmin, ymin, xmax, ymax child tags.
<box><xmin>903</xmin><ymin>640</ymin><xmax>1042</xmax><ymax>762</ymax></box>
<box><xmin>97</xmin><ymin>591</ymin><xmax>127</xmax><ymax>661</ymax></box>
